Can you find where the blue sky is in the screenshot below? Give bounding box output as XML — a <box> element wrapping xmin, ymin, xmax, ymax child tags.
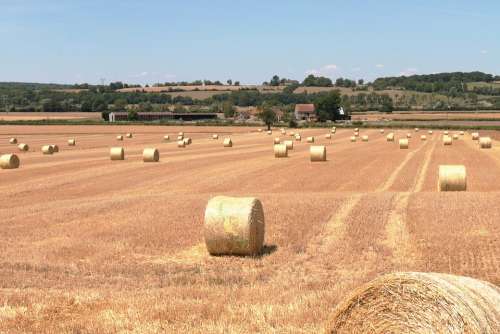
<box><xmin>0</xmin><ymin>0</ymin><xmax>498</xmax><ymax>85</ymax></box>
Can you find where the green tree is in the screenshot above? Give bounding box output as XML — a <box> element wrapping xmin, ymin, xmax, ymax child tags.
<box><xmin>113</xmin><ymin>98</ymin><xmax>128</xmax><ymax>111</ymax></box>
<box><xmin>270</xmin><ymin>75</ymin><xmax>280</xmax><ymax>86</ymax></box>
<box><xmin>222</xmin><ymin>101</ymin><xmax>235</xmax><ymax>118</ymax></box>
<box><xmin>80</xmin><ymin>100</ymin><xmax>92</xmax><ymax>112</ymax></box>
<box><xmin>127</xmin><ymin>109</ymin><xmax>139</xmax><ymax>120</ymax></box>
<box><xmin>258</xmin><ymin>103</ymin><xmax>276</xmax><ymax>130</ymax></box>
<box><xmin>378</xmin><ymin>95</ymin><xmax>394</xmax><ymax>113</ymax></box>
<box><xmin>314</xmin><ymin>91</ymin><xmax>341</xmax><ymax>121</ymax></box>
<box><xmin>227</xmin><ymin>79</ymin><xmax>232</xmax><ymax>85</ymax></box>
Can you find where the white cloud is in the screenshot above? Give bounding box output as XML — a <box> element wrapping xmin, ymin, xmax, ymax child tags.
<box><xmin>375</xmin><ymin>64</ymin><xmax>384</xmax><ymax>68</ymax></box>
<box><xmin>480</xmin><ymin>50</ymin><xmax>488</xmax><ymax>54</ymax></box>
<box><xmin>323</xmin><ymin>64</ymin><xmax>338</xmax><ymax>71</ymax></box>
<box><xmin>400</xmin><ymin>68</ymin><xmax>418</xmax><ymax>76</ymax></box>
<box><xmin>130</xmin><ymin>71</ymin><xmax>149</xmax><ymax>78</ymax></box>
<box><xmin>305</xmin><ymin>64</ymin><xmax>338</xmax><ymax>76</ymax></box>
<box><xmin>305</xmin><ymin>69</ymin><xmax>321</xmax><ymax>75</ymax></box>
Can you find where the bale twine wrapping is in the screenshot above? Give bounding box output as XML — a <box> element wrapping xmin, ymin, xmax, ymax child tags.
<box><xmin>284</xmin><ymin>140</ymin><xmax>293</xmax><ymax>150</ymax></box>
<box><xmin>143</xmin><ymin>148</ymin><xmax>159</xmax><ymax>162</ymax></box>
<box><xmin>399</xmin><ymin>138</ymin><xmax>409</xmax><ymax>149</ymax></box>
<box><xmin>295</xmin><ymin>135</ymin><xmax>301</xmax><ymax>141</ymax></box>
<box><xmin>68</xmin><ymin>139</ymin><xmax>76</xmax><ymax>146</ymax></box>
<box><xmin>361</xmin><ymin>135</ymin><xmax>368</xmax><ymax>142</ymax></box>
<box><xmin>41</xmin><ymin>145</ymin><xmax>54</xmax><ymax>155</ymax></box>
<box><xmin>223</xmin><ymin>138</ymin><xmax>232</xmax><ymax>147</ymax></box>
<box><xmin>177</xmin><ymin>140</ymin><xmax>185</xmax><ymax>148</ymax></box>
<box><xmin>9</xmin><ymin>138</ymin><xmax>17</xmax><ymax>144</ymax></box>
<box><xmin>212</xmin><ymin>134</ymin><xmax>218</xmax><ymax>140</ymax></box>
<box><xmin>0</xmin><ymin>154</ymin><xmax>20</xmax><ymax>169</ymax></box>
<box><xmin>126</xmin><ymin>133</ymin><xmax>133</xmax><ymax>138</ymax></box>
<box><xmin>204</xmin><ymin>196</ymin><xmax>265</xmax><ymax>256</ymax></box>
<box><xmin>479</xmin><ymin>137</ymin><xmax>492</xmax><ymax>149</ymax></box>
<box><xmin>310</xmin><ymin>145</ymin><xmax>326</xmax><ymax>162</ymax></box>
<box><xmin>110</xmin><ymin>147</ymin><xmax>125</xmax><ymax>160</ymax></box>
<box><xmin>438</xmin><ymin>165</ymin><xmax>466</xmax><ymax>191</ymax></box>
<box><xmin>116</xmin><ymin>135</ymin><xmax>123</xmax><ymax>141</ymax></box>
<box><xmin>18</xmin><ymin>143</ymin><xmax>29</xmax><ymax>152</ymax></box>
<box><xmin>307</xmin><ymin>136</ymin><xmax>315</xmax><ymax>143</ymax></box>
<box><xmin>163</xmin><ymin>135</ymin><xmax>170</xmax><ymax>141</ymax></box>
<box><xmin>386</xmin><ymin>133</ymin><xmax>394</xmax><ymax>142</ymax></box>
<box><xmin>453</xmin><ymin>134</ymin><xmax>459</xmax><ymax>140</ymax></box>
<box><xmin>421</xmin><ymin>135</ymin><xmax>427</xmax><ymax>141</ymax></box>
<box><xmin>472</xmin><ymin>133</ymin><xmax>480</xmax><ymax>140</ymax></box>
<box><xmin>350</xmin><ymin>136</ymin><xmax>356</xmax><ymax>142</ymax></box>
<box><xmin>443</xmin><ymin>136</ymin><xmax>452</xmax><ymax>146</ymax></box>
<box><xmin>325</xmin><ymin>272</ymin><xmax>500</xmax><ymax>334</ymax></box>
<box><xmin>274</xmin><ymin>144</ymin><xmax>287</xmax><ymax>158</ymax></box>
<box><xmin>325</xmin><ymin>133</ymin><xmax>332</xmax><ymax>139</ymax></box>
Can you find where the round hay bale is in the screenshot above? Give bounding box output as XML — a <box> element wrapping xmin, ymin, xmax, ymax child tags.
<box><xmin>453</xmin><ymin>134</ymin><xmax>459</xmax><ymax>140</ymax></box>
<box><xmin>354</xmin><ymin>128</ymin><xmax>359</xmax><ymax>132</ymax></box>
<box><xmin>50</xmin><ymin>145</ymin><xmax>59</xmax><ymax>153</ymax></box>
<box><xmin>284</xmin><ymin>140</ymin><xmax>293</xmax><ymax>150</ymax></box>
<box><xmin>399</xmin><ymin>138</ymin><xmax>409</xmax><ymax>149</ymax></box>
<box><xmin>295</xmin><ymin>135</ymin><xmax>301</xmax><ymax>141</ymax></box>
<box><xmin>386</xmin><ymin>133</ymin><xmax>394</xmax><ymax>142</ymax></box>
<box><xmin>204</xmin><ymin>196</ymin><xmax>265</xmax><ymax>256</ymax></box>
<box><xmin>68</xmin><ymin>139</ymin><xmax>76</xmax><ymax>146</ymax></box>
<box><xmin>332</xmin><ymin>126</ymin><xmax>336</xmax><ymax>131</ymax></box>
<box><xmin>420</xmin><ymin>135</ymin><xmax>427</xmax><ymax>141</ymax></box>
<box><xmin>479</xmin><ymin>137</ymin><xmax>492</xmax><ymax>149</ymax></box>
<box><xmin>116</xmin><ymin>135</ymin><xmax>123</xmax><ymax>141</ymax></box>
<box><xmin>354</xmin><ymin>132</ymin><xmax>359</xmax><ymax>137</ymax></box>
<box><xmin>257</xmin><ymin>128</ymin><xmax>262</xmax><ymax>132</ymax></box>
<box><xmin>183</xmin><ymin>137</ymin><xmax>192</xmax><ymax>145</ymax></box>
<box><xmin>18</xmin><ymin>143</ymin><xmax>29</xmax><ymax>152</ymax></box>
<box><xmin>406</xmin><ymin>133</ymin><xmax>412</xmax><ymax>138</ymax></box>
<box><xmin>223</xmin><ymin>138</ymin><xmax>232</xmax><ymax>147</ymax></box>
<box><xmin>41</xmin><ymin>145</ymin><xmax>54</xmax><ymax>155</ymax></box>
<box><xmin>444</xmin><ymin>130</ymin><xmax>449</xmax><ymax>135</ymax></box>
<box><xmin>177</xmin><ymin>135</ymin><xmax>184</xmax><ymax>141</ymax></box>
<box><xmin>310</xmin><ymin>145</ymin><xmax>326</xmax><ymax>162</ymax></box>
<box><xmin>460</xmin><ymin>131</ymin><xmax>465</xmax><ymax>135</ymax></box>
<box><xmin>350</xmin><ymin>136</ymin><xmax>356</xmax><ymax>142</ymax></box>
<box><xmin>306</xmin><ymin>136</ymin><xmax>315</xmax><ymax>143</ymax></box>
<box><xmin>126</xmin><ymin>133</ymin><xmax>133</xmax><ymax>138</ymax></box>
<box><xmin>273</xmin><ymin>137</ymin><xmax>281</xmax><ymax>144</ymax></box>
<box><xmin>110</xmin><ymin>147</ymin><xmax>125</xmax><ymax>160</ymax></box>
<box><xmin>324</xmin><ymin>272</ymin><xmax>500</xmax><ymax>334</ymax></box>
<box><xmin>289</xmin><ymin>132</ymin><xmax>295</xmax><ymax>137</ymax></box>
<box><xmin>443</xmin><ymin>136</ymin><xmax>452</xmax><ymax>146</ymax></box>
<box><xmin>178</xmin><ymin>132</ymin><xmax>184</xmax><ymax>136</ymax></box>
<box><xmin>177</xmin><ymin>140</ymin><xmax>185</xmax><ymax>148</ymax></box>
<box><xmin>267</xmin><ymin>130</ymin><xmax>272</xmax><ymax>135</ymax></box>
<box><xmin>472</xmin><ymin>132</ymin><xmax>480</xmax><ymax>140</ymax></box>
<box><xmin>361</xmin><ymin>135</ymin><xmax>368</xmax><ymax>142</ymax></box>
<box><xmin>331</xmin><ymin>129</ymin><xmax>336</xmax><ymax>134</ymax></box>
<box><xmin>274</xmin><ymin>144</ymin><xmax>287</xmax><ymax>158</ymax></box>
<box><xmin>9</xmin><ymin>138</ymin><xmax>17</xmax><ymax>144</ymax></box>
<box><xmin>438</xmin><ymin>165</ymin><xmax>466</xmax><ymax>191</ymax></box>
<box><xmin>281</xmin><ymin>129</ymin><xmax>286</xmax><ymax>135</ymax></box>
<box><xmin>0</xmin><ymin>154</ymin><xmax>20</xmax><ymax>169</ymax></box>
<box><xmin>163</xmin><ymin>135</ymin><xmax>170</xmax><ymax>141</ymax></box>
<box><xmin>143</xmin><ymin>148</ymin><xmax>159</xmax><ymax>162</ymax></box>
<box><xmin>415</xmin><ymin>127</ymin><xmax>419</xmax><ymax>132</ymax></box>
<box><xmin>325</xmin><ymin>133</ymin><xmax>332</xmax><ymax>139</ymax></box>
<box><xmin>380</xmin><ymin>129</ymin><xmax>385</xmax><ymax>134</ymax></box>
<box><xmin>428</xmin><ymin>130</ymin><xmax>433</xmax><ymax>135</ymax></box>
<box><xmin>212</xmin><ymin>134</ymin><xmax>219</xmax><ymax>140</ymax></box>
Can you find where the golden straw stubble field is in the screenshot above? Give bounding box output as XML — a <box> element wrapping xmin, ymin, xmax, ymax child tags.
<box><xmin>0</xmin><ymin>125</ymin><xmax>499</xmax><ymax>333</ymax></box>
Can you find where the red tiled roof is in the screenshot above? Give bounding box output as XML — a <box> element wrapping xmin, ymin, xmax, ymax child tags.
<box><xmin>295</xmin><ymin>104</ymin><xmax>315</xmax><ymax>113</ymax></box>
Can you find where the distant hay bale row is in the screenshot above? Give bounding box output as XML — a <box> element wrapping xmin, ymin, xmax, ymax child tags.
<box><xmin>0</xmin><ymin>154</ymin><xmax>20</xmax><ymax>169</ymax></box>
<box><xmin>204</xmin><ymin>196</ymin><xmax>265</xmax><ymax>256</ymax></box>
<box><xmin>325</xmin><ymin>272</ymin><xmax>500</xmax><ymax>334</ymax></box>
<box><xmin>438</xmin><ymin>165</ymin><xmax>466</xmax><ymax>191</ymax></box>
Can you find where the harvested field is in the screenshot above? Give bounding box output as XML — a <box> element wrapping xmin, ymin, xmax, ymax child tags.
<box><xmin>0</xmin><ymin>112</ymin><xmax>102</xmax><ymax>121</ymax></box>
<box><xmin>0</xmin><ymin>125</ymin><xmax>499</xmax><ymax>333</ymax></box>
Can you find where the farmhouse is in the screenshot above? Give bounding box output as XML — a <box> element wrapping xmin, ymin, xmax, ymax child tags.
<box><xmin>109</xmin><ymin>112</ymin><xmax>219</xmax><ymax>122</ymax></box>
<box><xmin>294</xmin><ymin>104</ymin><xmax>316</xmax><ymax>121</ymax></box>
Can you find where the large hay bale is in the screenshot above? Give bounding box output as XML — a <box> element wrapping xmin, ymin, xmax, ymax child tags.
<box><xmin>204</xmin><ymin>196</ymin><xmax>265</xmax><ymax>256</ymax></box>
<box><xmin>438</xmin><ymin>165</ymin><xmax>466</xmax><ymax>191</ymax></box>
<box><xmin>126</xmin><ymin>133</ymin><xmax>133</xmax><ymax>138</ymax></box>
<box><xmin>443</xmin><ymin>136</ymin><xmax>452</xmax><ymax>146</ymax></box>
<box><xmin>479</xmin><ymin>137</ymin><xmax>492</xmax><ymax>149</ymax></box>
<box><xmin>273</xmin><ymin>137</ymin><xmax>281</xmax><ymax>144</ymax></box>
<box><xmin>284</xmin><ymin>140</ymin><xmax>293</xmax><ymax>150</ymax></box>
<box><xmin>420</xmin><ymin>135</ymin><xmax>427</xmax><ymax>141</ymax></box>
<box><xmin>143</xmin><ymin>148</ymin><xmax>159</xmax><ymax>162</ymax></box>
<box><xmin>18</xmin><ymin>143</ymin><xmax>29</xmax><ymax>152</ymax></box>
<box><xmin>0</xmin><ymin>154</ymin><xmax>20</xmax><ymax>169</ymax></box>
<box><xmin>116</xmin><ymin>135</ymin><xmax>123</xmax><ymax>141</ymax></box>
<box><xmin>177</xmin><ymin>140</ymin><xmax>185</xmax><ymax>148</ymax></box>
<box><xmin>361</xmin><ymin>135</ymin><xmax>368</xmax><ymax>142</ymax></box>
<box><xmin>9</xmin><ymin>138</ymin><xmax>17</xmax><ymax>144</ymax></box>
<box><xmin>399</xmin><ymin>138</ymin><xmax>409</xmax><ymax>149</ymax></box>
<box><xmin>310</xmin><ymin>145</ymin><xmax>326</xmax><ymax>162</ymax></box>
<box><xmin>325</xmin><ymin>272</ymin><xmax>500</xmax><ymax>334</ymax></box>
<box><xmin>350</xmin><ymin>136</ymin><xmax>356</xmax><ymax>142</ymax></box>
<box><xmin>325</xmin><ymin>133</ymin><xmax>332</xmax><ymax>139</ymax></box>
<box><xmin>110</xmin><ymin>147</ymin><xmax>125</xmax><ymax>160</ymax></box>
<box><xmin>41</xmin><ymin>145</ymin><xmax>54</xmax><ymax>155</ymax></box>
<box><xmin>274</xmin><ymin>144</ymin><xmax>287</xmax><ymax>158</ymax></box>
<box><xmin>163</xmin><ymin>135</ymin><xmax>170</xmax><ymax>141</ymax></box>
<box><xmin>212</xmin><ymin>134</ymin><xmax>218</xmax><ymax>140</ymax></box>
<box><xmin>472</xmin><ymin>132</ymin><xmax>480</xmax><ymax>140</ymax></box>
<box><xmin>386</xmin><ymin>133</ymin><xmax>394</xmax><ymax>142</ymax></box>
<box><xmin>68</xmin><ymin>138</ymin><xmax>76</xmax><ymax>146</ymax></box>
<box><xmin>307</xmin><ymin>136</ymin><xmax>315</xmax><ymax>143</ymax></box>
<box><xmin>295</xmin><ymin>134</ymin><xmax>301</xmax><ymax>141</ymax></box>
<box><xmin>223</xmin><ymin>138</ymin><xmax>232</xmax><ymax>147</ymax></box>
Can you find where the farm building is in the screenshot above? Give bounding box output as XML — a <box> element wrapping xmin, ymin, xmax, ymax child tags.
<box><xmin>109</xmin><ymin>112</ymin><xmax>220</xmax><ymax>122</ymax></box>
<box><xmin>294</xmin><ymin>104</ymin><xmax>316</xmax><ymax>121</ymax></box>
